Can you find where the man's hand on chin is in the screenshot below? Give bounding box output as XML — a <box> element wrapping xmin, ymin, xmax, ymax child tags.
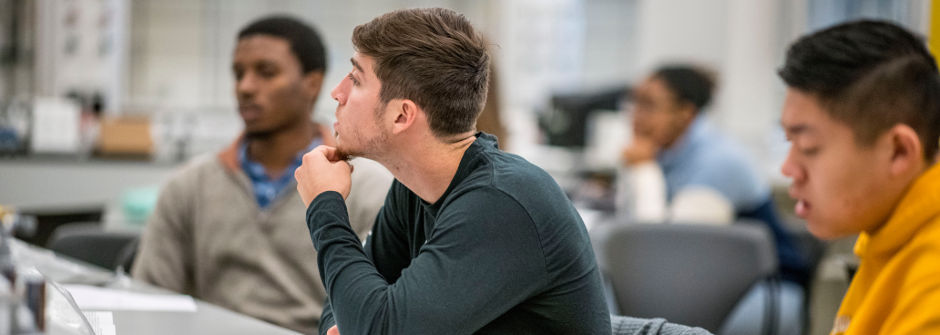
<box><xmin>621</xmin><ymin>135</ymin><xmax>659</xmax><ymax>166</ymax></box>
<box><xmin>295</xmin><ymin>145</ymin><xmax>353</xmax><ymax>206</ymax></box>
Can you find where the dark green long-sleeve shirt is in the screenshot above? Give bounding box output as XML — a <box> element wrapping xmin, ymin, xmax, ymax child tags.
<box><xmin>307</xmin><ymin>133</ymin><xmax>610</xmax><ymax>334</ymax></box>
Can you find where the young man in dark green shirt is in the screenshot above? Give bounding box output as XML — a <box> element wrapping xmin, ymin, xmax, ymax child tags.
<box><xmin>294</xmin><ymin>8</ymin><xmax>611</xmax><ymax>335</ymax></box>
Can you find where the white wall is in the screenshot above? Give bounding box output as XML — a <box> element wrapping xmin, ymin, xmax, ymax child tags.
<box><xmin>127</xmin><ymin>0</ymin><xmax>493</xmax><ymax>157</ymax></box>
<box><xmin>635</xmin><ymin>0</ymin><xmax>728</xmax><ymax>72</ymax></box>
<box><xmin>34</xmin><ymin>0</ymin><xmax>129</xmax><ymax>114</ymax></box>
<box><xmin>127</xmin><ymin>0</ymin><xmax>493</xmax><ymax>114</ymax></box>
<box><xmin>124</xmin><ymin>0</ymin><xmax>640</xmax><ymax>159</ymax></box>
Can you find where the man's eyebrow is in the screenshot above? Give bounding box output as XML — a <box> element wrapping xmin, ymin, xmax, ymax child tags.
<box><xmin>350</xmin><ymin>58</ymin><xmax>364</xmax><ymax>74</ymax></box>
<box><xmin>782</xmin><ymin>122</ymin><xmax>814</xmax><ymax>136</ymax></box>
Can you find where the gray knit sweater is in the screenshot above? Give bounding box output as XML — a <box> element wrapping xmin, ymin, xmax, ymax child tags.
<box><xmin>133</xmin><ymin>148</ymin><xmax>391</xmax><ymax>333</ymax></box>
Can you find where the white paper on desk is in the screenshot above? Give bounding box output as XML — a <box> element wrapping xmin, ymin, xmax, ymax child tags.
<box><xmin>62</xmin><ymin>285</ymin><xmax>198</xmax><ymax>312</ymax></box>
<box><xmin>83</xmin><ymin>311</ymin><xmax>116</xmax><ymax>335</ymax></box>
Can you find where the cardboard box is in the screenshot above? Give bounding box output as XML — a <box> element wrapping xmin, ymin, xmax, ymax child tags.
<box><xmin>96</xmin><ymin>116</ymin><xmax>153</xmax><ymax>157</ymax></box>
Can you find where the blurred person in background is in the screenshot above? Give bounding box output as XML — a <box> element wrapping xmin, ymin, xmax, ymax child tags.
<box><xmin>779</xmin><ymin>20</ymin><xmax>940</xmax><ymax>334</ymax></box>
<box><xmin>132</xmin><ymin>16</ymin><xmax>392</xmax><ymax>333</ymax></box>
<box><xmin>618</xmin><ymin>65</ymin><xmax>808</xmax><ymax>285</ymax></box>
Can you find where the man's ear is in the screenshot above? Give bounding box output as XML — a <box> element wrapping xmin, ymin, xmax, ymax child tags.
<box><xmin>886</xmin><ymin>124</ymin><xmax>924</xmax><ymax>176</ymax></box>
<box><xmin>303</xmin><ymin>72</ymin><xmax>324</xmax><ymax>99</ymax></box>
<box><xmin>676</xmin><ymin>102</ymin><xmax>697</xmax><ymax>124</ymax></box>
<box><xmin>390</xmin><ymin>99</ymin><xmax>419</xmax><ymax>135</ymax></box>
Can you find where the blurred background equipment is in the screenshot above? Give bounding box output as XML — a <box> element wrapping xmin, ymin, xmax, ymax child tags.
<box><xmin>0</xmin><ymin>99</ymin><xmax>31</xmax><ymax>156</ymax></box>
<box><xmin>46</xmin><ymin>222</ymin><xmax>139</xmax><ymax>271</ymax></box>
<box><xmin>538</xmin><ymin>86</ymin><xmax>627</xmax><ymax>148</ymax></box>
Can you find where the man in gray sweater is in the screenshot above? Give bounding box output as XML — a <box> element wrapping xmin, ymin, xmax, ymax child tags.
<box><xmin>132</xmin><ymin>16</ymin><xmax>391</xmax><ymax>333</ymax></box>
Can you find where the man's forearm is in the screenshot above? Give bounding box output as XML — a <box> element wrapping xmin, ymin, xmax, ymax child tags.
<box><xmin>307</xmin><ymin>191</ymin><xmax>391</xmax><ymax>334</ymax></box>
<box><xmin>319</xmin><ymin>299</ymin><xmax>336</xmax><ymax>335</ymax></box>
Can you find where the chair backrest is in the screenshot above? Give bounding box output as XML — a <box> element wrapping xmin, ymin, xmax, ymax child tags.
<box><xmin>114</xmin><ymin>235</ymin><xmax>140</xmax><ymax>273</ymax></box>
<box><xmin>592</xmin><ymin>223</ymin><xmax>777</xmax><ymax>332</ymax></box>
<box><xmin>47</xmin><ymin>223</ymin><xmax>139</xmax><ymax>271</ymax></box>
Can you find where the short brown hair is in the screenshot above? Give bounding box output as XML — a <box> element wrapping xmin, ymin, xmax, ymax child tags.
<box><xmin>352</xmin><ymin>8</ymin><xmax>490</xmax><ymax>137</ymax></box>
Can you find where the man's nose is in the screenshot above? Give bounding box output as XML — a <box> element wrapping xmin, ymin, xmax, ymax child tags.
<box><xmin>237</xmin><ymin>73</ymin><xmax>258</xmax><ymax>98</ymax></box>
<box><xmin>331</xmin><ymin>78</ymin><xmax>349</xmax><ymax>104</ymax></box>
<box><xmin>780</xmin><ymin>147</ymin><xmax>804</xmax><ymax>183</ymax></box>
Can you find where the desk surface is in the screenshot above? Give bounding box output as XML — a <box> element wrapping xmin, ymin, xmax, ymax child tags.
<box><xmin>11</xmin><ymin>239</ymin><xmax>301</xmax><ymax>335</ymax></box>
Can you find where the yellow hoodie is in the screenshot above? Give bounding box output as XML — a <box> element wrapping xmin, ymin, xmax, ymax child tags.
<box><xmin>832</xmin><ymin>163</ymin><xmax>940</xmax><ymax>334</ymax></box>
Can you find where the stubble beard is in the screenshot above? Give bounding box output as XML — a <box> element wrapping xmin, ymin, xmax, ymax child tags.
<box><xmin>334</xmin><ymin>128</ymin><xmax>387</xmax><ymax>162</ymax></box>
<box><xmin>334</xmin><ymin>103</ymin><xmax>389</xmax><ymax>161</ymax></box>
<box><xmin>333</xmin><ymin>129</ymin><xmax>352</xmax><ymax>161</ymax></box>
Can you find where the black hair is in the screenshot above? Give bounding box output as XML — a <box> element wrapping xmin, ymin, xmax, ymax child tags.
<box><xmin>651</xmin><ymin>65</ymin><xmax>715</xmax><ymax>112</ymax></box>
<box><xmin>779</xmin><ymin>20</ymin><xmax>936</xmax><ymax>98</ymax></box>
<box><xmin>238</xmin><ymin>15</ymin><xmax>327</xmax><ymax>74</ymax></box>
<box><xmin>779</xmin><ymin>19</ymin><xmax>940</xmax><ymax>159</ymax></box>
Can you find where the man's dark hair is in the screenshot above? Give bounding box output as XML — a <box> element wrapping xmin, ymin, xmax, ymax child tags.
<box><xmin>352</xmin><ymin>8</ymin><xmax>489</xmax><ymax>138</ymax></box>
<box><xmin>238</xmin><ymin>15</ymin><xmax>327</xmax><ymax>74</ymax></box>
<box><xmin>652</xmin><ymin>65</ymin><xmax>716</xmax><ymax>112</ymax></box>
<box><xmin>779</xmin><ymin>20</ymin><xmax>940</xmax><ymax>159</ymax></box>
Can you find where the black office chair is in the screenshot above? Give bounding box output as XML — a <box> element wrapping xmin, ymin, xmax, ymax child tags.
<box><xmin>114</xmin><ymin>236</ymin><xmax>139</xmax><ymax>273</ymax></box>
<box><xmin>592</xmin><ymin>222</ymin><xmax>802</xmax><ymax>334</ymax></box>
<box><xmin>47</xmin><ymin>223</ymin><xmax>139</xmax><ymax>271</ymax></box>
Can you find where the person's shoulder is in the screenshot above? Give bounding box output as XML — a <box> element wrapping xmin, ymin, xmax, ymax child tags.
<box><xmin>885</xmin><ymin>217</ymin><xmax>940</xmax><ymax>289</ymax></box>
<box><xmin>892</xmin><ymin>220</ymin><xmax>940</xmax><ymax>309</ymax></box>
<box><xmin>161</xmin><ymin>153</ymin><xmax>226</xmax><ymax>191</ymax></box>
<box><xmin>684</xmin><ymin>133</ymin><xmax>769</xmax><ymax>205</ymax></box>
<box><xmin>691</xmin><ymin>133</ymin><xmax>759</xmax><ymax>177</ymax></box>
<box><xmin>694</xmin><ymin>132</ymin><xmax>748</xmax><ymax>163</ymax></box>
<box><xmin>445</xmin><ymin>136</ymin><xmax>566</xmax><ymax>208</ymax></box>
<box><xmin>909</xmin><ymin>217</ymin><xmax>940</xmax><ymax>259</ymax></box>
<box><xmin>459</xmin><ymin>149</ymin><xmax>570</xmax><ymax>216</ymax></box>
<box><xmin>467</xmin><ymin>148</ymin><xmax>556</xmax><ymax>193</ymax></box>
<box><xmin>184</xmin><ymin>152</ymin><xmax>222</xmax><ymax>171</ymax></box>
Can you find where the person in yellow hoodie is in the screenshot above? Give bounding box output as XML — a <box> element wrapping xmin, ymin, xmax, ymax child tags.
<box><xmin>777</xmin><ymin>20</ymin><xmax>940</xmax><ymax>334</ymax></box>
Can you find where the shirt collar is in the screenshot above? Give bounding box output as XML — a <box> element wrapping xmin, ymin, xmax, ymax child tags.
<box><xmin>856</xmin><ymin>162</ymin><xmax>940</xmax><ymax>259</ymax></box>
<box><xmin>238</xmin><ymin>138</ymin><xmax>322</xmax><ymax>179</ymax></box>
<box><xmin>658</xmin><ymin>116</ymin><xmax>708</xmax><ymax>170</ymax></box>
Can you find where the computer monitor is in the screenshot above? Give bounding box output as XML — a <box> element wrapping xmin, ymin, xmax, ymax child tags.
<box><xmin>538</xmin><ymin>86</ymin><xmax>629</xmax><ymax>148</ymax></box>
